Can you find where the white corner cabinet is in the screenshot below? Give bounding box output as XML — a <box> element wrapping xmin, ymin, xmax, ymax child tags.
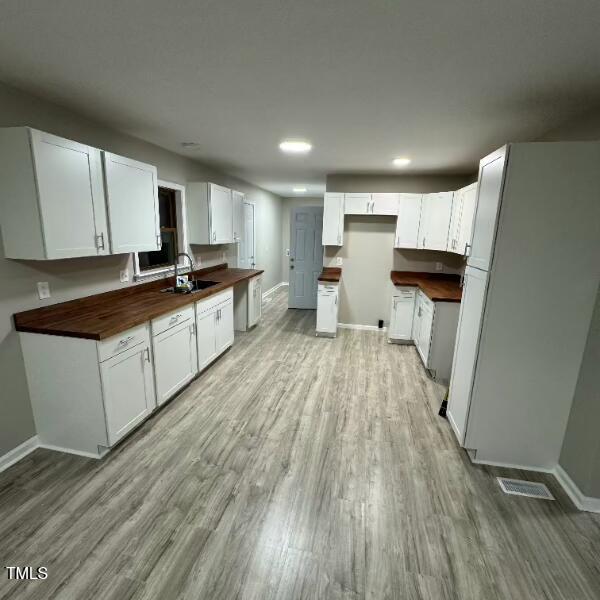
<box><xmin>20</xmin><ymin>324</ymin><xmax>156</xmax><ymax>458</ymax></box>
<box><xmin>323</xmin><ymin>193</ymin><xmax>344</xmax><ymax>245</ymax></box>
<box><xmin>316</xmin><ymin>282</ymin><xmax>339</xmax><ymax>337</ymax></box>
<box><xmin>0</xmin><ymin>127</ymin><xmax>160</xmax><ymax>259</ymax></box>
<box><xmin>187</xmin><ymin>182</ymin><xmax>236</xmax><ymax>245</ymax></box>
<box><xmin>151</xmin><ymin>306</ymin><xmax>198</xmax><ymax>407</ymax></box>
<box><xmin>417</xmin><ymin>192</ymin><xmax>454</xmax><ymax>251</ymax></box>
<box><xmin>388</xmin><ymin>286</ymin><xmax>460</xmax><ymax>382</ymax></box>
<box><xmin>196</xmin><ymin>288</ymin><xmax>235</xmax><ymax>371</ymax></box>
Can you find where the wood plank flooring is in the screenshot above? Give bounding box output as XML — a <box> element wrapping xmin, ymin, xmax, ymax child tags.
<box><xmin>1</xmin><ymin>288</ymin><xmax>599</xmax><ymax>600</ymax></box>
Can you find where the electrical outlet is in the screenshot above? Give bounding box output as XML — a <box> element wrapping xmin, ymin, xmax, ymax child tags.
<box><xmin>120</xmin><ymin>269</ymin><xmax>129</xmax><ymax>283</ymax></box>
<box><xmin>37</xmin><ymin>282</ymin><xmax>50</xmax><ymax>300</ymax></box>
<box><xmin>336</xmin><ymin>257</ymin><xmax>343</xmax><ymax>266</ymax></box>
<box><xmin>435</xmin><ymin>262</ymin><xmax>443</xmax><ymax>271</ymax></box>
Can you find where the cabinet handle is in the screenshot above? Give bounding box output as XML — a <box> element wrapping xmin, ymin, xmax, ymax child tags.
<box><xmin>335</xmin><ymin>295</ymin><xmax>337</xmax><ymax>304</ymax></box>
<box><xmin>190</xmin><ymin>323</ymin><xmax>195</xmax><ymax>335</ymax></box>
<box><xmin>96</xmin><ymin>232</ymin><xmax>105</xmax><ymax>250</ymax></box>
<box><xmin>212</xmin><ymin>231</ymin><xmax>216</xmax><ymax>242</ymax></box>
<box><xmin>422</xmin><ymin>237</ymin><xmax>426</xmax><ymax>247</ymax></box>
<box><xmin>156</xmin><ymin>234</ymin><xmax>162</xmax><ymax>249</ymax></box>
<box><xmin>145</xmin><ymin>347</ymin><xmax>151</xmax><ymax>362</ymax></box>
<box><xmin>465</xmin><ymin>242</ymin><xmax>471</xmax><ymax>256</ymax></box>
<box><xmin>118</xmin><ymin>335</ymin><xmax>134</xmax><ymax>346</ymax></box>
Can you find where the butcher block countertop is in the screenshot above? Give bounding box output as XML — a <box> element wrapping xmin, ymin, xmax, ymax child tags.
<box><xmin>14</xmin><ymin>264</ymin><xmax>263</xmax><ymax>340</ymax></box>
<box><xmin>318</xmin><ymin>267</ymin><xmax>342</xmax><ymax>283</ymax></box>
<box><xmin>390</xmin><ymin>271</ymin><xmax>462</xmax><ymax>302</ymax></box>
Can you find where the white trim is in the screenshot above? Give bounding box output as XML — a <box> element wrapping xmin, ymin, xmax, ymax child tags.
<box><xmin>468</xmin><ymin>454</ymin><xmax>555</xmax><ymax>474</ymax></box>
<box><xmin>134</xmin><ymin>180</ymin><xmax>193</xmax><ymax>281</ymax></box>
<box><xmin>262</xmin><ymin>281</ymin><xmax>288</xmax><ymax>299</ymax></box>
<box><xmin>554</xmin><ymin>465</ymin><xmax>600</xmax><ymax>513</ymax></box>
<box><xmin>38</xmin><ymin>442</ymin><xmax>108</xmax><ymax>460</ymax></box>
<box><xmin>0</xmin><ymin>436</ymin><xmax>39</xmax><ymax>473</ymax></box>
<box><xmin>338</xmin><ymin>323</ymin><xmax>387</xmax><ymax>332</ymax></box>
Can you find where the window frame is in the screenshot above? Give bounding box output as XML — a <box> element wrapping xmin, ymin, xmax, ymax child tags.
<box><xmin>133</xmin><ymin>180</ymin><xmax>191</xmax><ymax>281</ymax></box>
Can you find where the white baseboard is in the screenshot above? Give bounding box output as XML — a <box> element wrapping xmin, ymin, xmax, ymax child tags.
<box><xmin>554</xmin><ymin>465</ymin><xmax>600</xmax><ymax>513</ymax></box>
<box><xmin>38</xmin><ymin>443</ymin><xmax>107</xmax><ymax>460</ymax></box>
<box><xmin>338</xmin><ymin>323</ymin><xmax>387</xmax><ymax>332</ymax></box>
<box><xmin>468</xmin><ymin>455</ymin><xmax>555</xmax><ymax>474</ymax></box>
<box><xmin>0</xmin><ymin>436</ymin><xmax>39</xmax><ymax>473</ymax></box>
<box><xmin>262</xmin><ymin>281</ymin><xmax>288</xmax><ymax>300</ymax></box>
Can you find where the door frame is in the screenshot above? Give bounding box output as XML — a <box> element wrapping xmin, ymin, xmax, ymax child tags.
<box><xmin>238</xmin><ymin>200</ymin><xmax>256</xmax><ymax>269</ymax></box>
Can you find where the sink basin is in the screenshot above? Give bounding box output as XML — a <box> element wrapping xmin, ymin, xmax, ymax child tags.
<box><xmin>160</xmin><ymin>280</ymin><xmax>219</xmax><ymax>294</ymax></box>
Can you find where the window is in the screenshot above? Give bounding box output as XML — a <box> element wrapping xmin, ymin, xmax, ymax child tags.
<box><xmin>134</xmin><ymin>180</ymin><xmax>189</xmax><ymax>280</ymax></box>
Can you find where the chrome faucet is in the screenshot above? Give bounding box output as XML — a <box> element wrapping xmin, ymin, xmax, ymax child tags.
<box><xmin>174</xmin><ymin>252</ymin><xmax>195</xmax><ymax>284</ymax></box>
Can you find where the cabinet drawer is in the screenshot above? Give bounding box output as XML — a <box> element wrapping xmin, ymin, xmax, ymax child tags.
<box><xmin>97</xmin><ymin>323</ymin><xmax>150</xmax><ymax>362</ymax></box>
<box><xmin>151</xmin><ymin>305</ymin><xmax>194</xmax><ymax>337</ymax></box>
<box><xmin>318</xmin><ymin>283</ymin><xmax>338</xmax><ymax>294</ymax></box>
<box><xmin>196</xmin><ymin>288</ymin><xmax>233</xmax><ymax>315</ymax></box>
<box><xmin>392</xmin><ymin>286</ymin><xmax>416</xmax><ymax>300</ymax></box>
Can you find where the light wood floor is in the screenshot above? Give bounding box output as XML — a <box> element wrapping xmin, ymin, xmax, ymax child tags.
<box><xmin>1</xmin><ymin>289</ymin><xmax>599</xmax><ymax>600</ymax></box>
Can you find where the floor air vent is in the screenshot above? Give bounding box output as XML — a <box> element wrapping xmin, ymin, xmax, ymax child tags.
<box><xmin>497</xmin><ymin>478</ymin><xmax>555</xmax><ymax>500</ymax></box>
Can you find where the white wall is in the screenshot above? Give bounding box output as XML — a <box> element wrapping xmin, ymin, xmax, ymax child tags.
<box><xmin>0</xmin><ymin>82</ymin><xmax>283</xmax><ymax>457</ymax></box>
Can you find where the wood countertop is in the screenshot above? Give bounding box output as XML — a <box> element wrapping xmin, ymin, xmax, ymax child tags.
<box><xmin>318</xmin><ymin>267</ymin><xmax>342</xmax><ymax>283</ymax></box>
<box><xmin>390</xmin><ymin>271</ymin><xmax>462</xmax><ymax>302</ymax></box>
<box><xmin>14</xmin><ymin>264</ymin><xmax>263</xmax><ymax>340</ymax></box>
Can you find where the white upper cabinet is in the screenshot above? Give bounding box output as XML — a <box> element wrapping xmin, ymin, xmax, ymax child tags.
<box><xmin>0</xmin><ymin>127</ymin><xmax>108</xmax><ymax>259</ymax></box>
<box><xmin>344</xmin><ymin>193</ymin><xmax>371</xmax><ymax>215</ymax></box>
<box><xmin>322</xmin><ymin>193</ymin><xmax>344</xmax><ymax>245</ymax></box>
<box><xmin>371</xmin><ymin>193</ymin><xmax>399</xmax><ymax>215</ymax></box>
<box><xmin>187</xmin><ymin>182</ymin><xmax>234</xmax><ymax>245</ymax></box>
<box><xmin>232</xmin><ymin>190</ymin><xmax>244</xmax><ymax>243</ymax></box>
<box><xmin>417</xmin><ymin>192</ymin><xmax>453</xmax><ymax>251</ymax></box>
<box><xmin>394</xmin><ymin>193</ymin><xmax>423</xmax><ymax>249</ymax></box>
<box><xmin>103</xmin><ymin>153</ymin><xmax>160</xmax><ymax>254</ymax></box>
<box><xmin>447</xmin><ymin>188</ymin><xmax>463</xmax><ymax>254</ymax></box>
<box><xmin>447</xmin><ymin>183</ymin><xmax>478</xmax><ymax>255</ymax></box>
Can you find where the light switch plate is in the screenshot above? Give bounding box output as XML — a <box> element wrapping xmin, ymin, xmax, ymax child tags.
<box><xmin>37</xmin><ymin>282</ymin><xmax>50</xmax><ymax>300</ymax></box>
<box><xmin>120</xmin><ymin>269</ymin><xmax>129</xmax><ymax>283</ymax></box>
<box><xmin>336</xmin><ymin>257</ymin><xmax>343</xmax><ymax>266</ymax></box>
<box><xmin>435</xmin><ymin>262</ymin><xmax>443</xmax><ymax>271</ymax></box>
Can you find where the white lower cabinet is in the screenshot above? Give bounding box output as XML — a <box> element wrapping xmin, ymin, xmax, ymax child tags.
<box><xmin>196</xmin><ymin>289</ymin><xmax>234</xmax><ymax>371</ymax></box>
<box><xmin>413</xmin><ymin>292</ymin><xmax>434</xmax><ymax>366</ymax></box>
<box><xmin>248</xmin><ymin>275</ymin><xmax>262</xmax><ymax>328</ymax></box>
<box><xmin>151</xmin><ymin>306</ymin><xmax>198</xmax><ymax>406</ymax></box>
<box><xmin>388</xmin><ymin>287</ymin><xmax>416</xmax><ymax>342</ymax></box>
<box><xmin>316</xmin><ymin>283</ymin><xmax>339</xmax><ymax>336</ymax></box>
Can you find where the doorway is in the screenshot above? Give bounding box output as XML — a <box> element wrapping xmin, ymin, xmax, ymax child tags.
<box><xmin>288</xmin><ymin>206</ymin><xmax>324</xmax><ymax>309</ymax></box>
<box><xmin>238</xmin><ymin>201</ymin><xmax>256</xmax><ymax>269</ymax></box>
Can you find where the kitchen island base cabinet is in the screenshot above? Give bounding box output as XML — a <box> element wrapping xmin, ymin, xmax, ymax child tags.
<box><xmin>316</xmin><ymin>283</ymin><xmax>339</xmax><ymax>337</ymax></box>
<box><xmin>196</xmin><ymin>289</ymin><xmax>234</xmax><ymax>371</ymax></box>
<box><xmin>20</xmin><ymin>324</ymin><xmax>156</xmax><ymax>459</ymax></box>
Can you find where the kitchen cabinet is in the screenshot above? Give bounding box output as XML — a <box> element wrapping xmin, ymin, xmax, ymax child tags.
<box><xmin>344</xmin><ymin>193</ymin><xmax>372</xmax><ymax>215</ymax></box>
<box><xmin>0</xmin><ymin>127</ymin><xmax>109</xmax><ymax>260</ymax></box>
<box><xmin>20</xmin><ymin>323</ymin><xmax>156</xmax><ymax>457</ymax></box>
<box><xmin>232</xmin><ymin>190</ymin><xmax>244</xmax><ymax>243</ymax></box>
<box><xmin>447</xmin><ymin>183</ymin><xmax>478</xmax><ymax>255</ymax></box>
<box><xmin>322</xmin><ymin>193</ymin><xmax>344</xmax><ymax>245</ymax></box>
<box><xmin>187</xmin><ymin>182</ymin><xmax>234</xmax><ymax>245</ymax></box>
<box><xmin>412</xmin><ymin>291</ymin><xmax>434</xmax><ymax>365</ymax></box>
<box><xmin>103</xmin><ymin>152</ymin><xmax>161</xmax><ymax>254</ymax></box>
<box><xmin>196</xmin><ymin>289</ymin><xmax>234</xmax><ymax>371</ymax></box>
<box><xmin>316</xmin><ymin>282</ymin><xmax>339</xmax><ymax>336</ymax></box>
<box><xmin>371</xmin><ymin>193</ymin><xmax>400</xmax><ymax>215</ymax></box>
<box><xmin>388</xmin><ymin>286</ymin><xmax>416</xmax><ymax>342</ymax></box>
<box><xmin>417</xmin><ymin>192</ymin><xmax>453</xmax><ymax>251</ymax></box>
<box><xmin>248</xmin><ymin>275</ymin><xmax>262</xmax><ymax>328</ymax></box>
<box><xmin>151</xmin><ymin>306</ymin><xmax>198</xmax><ymax>406</ymax></box>
<box><xmin>394</xmin><ymin>194</ymin><xmax>423</xmax><ymax>249</ymax></box>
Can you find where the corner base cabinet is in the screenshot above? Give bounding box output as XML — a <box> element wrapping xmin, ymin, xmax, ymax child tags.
<box><xmin>316</xmin><ymin>282</ymin><xmax>339</xmax><ymax>337</ymax></box>
<box><xmin>20</xmin><ymin>324</ymin><xmax>156</xmax><ymax>458</ymax></box>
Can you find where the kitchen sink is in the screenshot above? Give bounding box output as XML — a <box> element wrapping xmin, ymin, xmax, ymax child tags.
<box><xmin>160</xmin><ymin>280</ymin><xmax>219</xmax><ymax>294</ymax></box>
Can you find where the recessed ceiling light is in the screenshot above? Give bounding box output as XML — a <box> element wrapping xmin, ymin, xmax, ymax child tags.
<box><xmin>293</xmin><ymin>187</ymin><xmax>307</xmax><ymax>193</ymax></box>
<box><xmin>279</xmin><ymin>139</ymin><xmax>312</xmax><ymax>154</ymax></box>
<box><xmin>392</xmin><ymin>157</ymin><xmax>411</xmax><ymax>167</ymax></box>
<box><xmin>181</xmin><ymin>142</ymin><xmax>201</xmax><ymax>149</ymax></box>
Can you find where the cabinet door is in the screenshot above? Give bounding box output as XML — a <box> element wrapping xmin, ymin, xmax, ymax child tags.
<box><xmin>209</xmin><ymin>183</ymin><xmax>233</xmax><ymax>244</ymax></box>
<box><xmin>216</xmin><ymin>300</ymin><xmax>234</xmax><ymax>354</ymax></box>
<box><xmin>469</xmin><ymin>148</ymin><xmax>507</xmax><ymax>270</ymax></box>
<box><xmin>103</xmin><ymin>153</ymin><xmax>160</xmax><ymax>254</ymax></box>
<box><xmin>317</xmin><ymin>289</ymin><xmax>337</xmax><ymax>334</ymax></box>
<box><xmin>447</xmin><ymin>267</ymin><xmax>488</xmax><ymax>445</ymax></box>
<box><xmin>457</xmin><ymin>183</ymin><xmax>478</xmax><ymax>256</ymax></box>
<box><xmin>248</xmin><ymin>277</ymin><xmax>262</xmax><ymax>327</ymax></box>
<box><xmin>418</xmin><ymin>192</ymin><xmax>453</xmax><ymax>250</ymax></box>
<box><xmin>232</xmin><ymin>190</ymin><xmax>244</xmax><ymax>243</ymax></box>
<box><xmin>395</xmin><ymin>194</ymin><xmax>422</xmax><ymax>249</ymax></box>
<box><xmin>100</xmin><ymin>343</ymin><xmax>155</xmax><ymax>446</ymax></box>
<box><xmin>418</xmin><ymin>304</ymin><xmax>434</xmax><ymax>366</ymax></box>
<box><xmin>412</xmin><ymin>297</ymin><xmax>422</xmax><ymax>350</ymax></box>
<box><xmin>344</xmin><ymin>193</ymin><xmax>371</xmax><ymax>215</ymax></box>
<box><xmin>371</xmin><ymin>193</ymin><xmax>399</xmax><ymax>215</ymax></box>
<box><xmin>322</xmin><ymin>193</ymin><xmax>344</xmax><ymax>245</ymax></box>
<box><xmin>447</xmin><ymin>189</ymin><xmax>463</xmax><ymax>253</ymax></box>
<box><xmin>31</xmin><ymin>130</ymin><xmax>107</xmax><ymax>259</ymax></box>
<box><xmin>389</xmin><ymin>289</ymin><xmax>416</xmax><ymax>340</ymax></box>
<box><xmin>197</xmin><ymin>310</ymin><xmax>218</xmax><ymax>371</ymax></box>
<box><xmin>153</xmin><ymin>321</ymin><xmax>198</xmax><ymax>406</ymax></box>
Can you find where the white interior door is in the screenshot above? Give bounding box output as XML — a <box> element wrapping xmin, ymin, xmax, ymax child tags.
<box><xmin>288</xmin><ymin>206</ymin><xmax>324</xmax><ymax>309</ymax></box>
<box><xmin>447</xmin><ymin>266</ymin><xmax>488</xmax><ymax>445</ymax></box>
<box><xmin>238</xmin><ymin>202</ymin><xmax>256</xmax><ymax>269</ymax></box>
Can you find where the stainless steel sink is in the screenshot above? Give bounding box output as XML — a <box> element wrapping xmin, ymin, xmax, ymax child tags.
<box><xmin>160</xmin><ymin>280</ymin><xmax>219</xmax><ymax>294</ymax></box>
